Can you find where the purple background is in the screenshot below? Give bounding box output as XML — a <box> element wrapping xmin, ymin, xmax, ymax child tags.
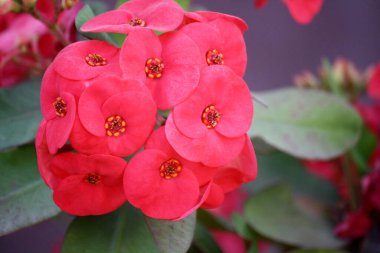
<box><xmin>1</xmin><ymin>0</ymin><xmax>380</xmax><ymax>252</ymax></box>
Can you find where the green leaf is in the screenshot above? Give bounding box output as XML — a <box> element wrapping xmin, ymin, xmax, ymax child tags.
<box><xmin>61</xmin><ymin>204</ymin><xmax>195</xmax><ymax>253</ymax></box>
<box><xmin>192</xmin><ymin>223</ymin><xmax>222</xmax><ymax>253</ymax></box>
<box><xmin>0</xmin><ymin>146</ymin><xmax>60</xmax><ymax>236</ymax></box>
<box><xmin>75</xmin><ymin>4</ymin><xmax>116</xmax><ymax>45</ymax></box>
<box><xmin>244</xmin><ymin>184</ymin><xmax>345</xmax><ymax>249</ymax></box>
<box><xmin>350</xmin><ymin>126</ymin><xmax>377</xmax><ymax>174</ymax></box>
<box><xmin>249</xmin><ymin>88</ymin><xmax>363</xmax><ymax>159</ymax></box>
<box><xmin>175</xmin><ymin>0</ymin><xmax>190</xmax><ymax>10</ymax></box>
<box><xmin>0</xmin><ymin>79</ymin><xmax>42</xmax><ymax>150</ymax></box>
<box><xmin>231</xmin><ymin>213</ymin><xmax>255</xmax><ymax>240</ymax></box>
<box><xmin>246</xmin><ymin>150</ymin><xmax>339</xmax><ymax>205</ymax></box>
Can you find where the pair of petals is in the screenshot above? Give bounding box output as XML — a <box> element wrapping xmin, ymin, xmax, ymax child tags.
<box><xmin>120</xmin><ymin>29</ymin><xmax>202</xmax><ymax>109</ymax></box>
<box><xmin>50</xmin><ymin>152</ymin><xmax>127</xmax><ymax>216</ymax></box>
<box><xmin>81</xmin><ymin>0</ymin><xmax>184</xmax><ymax>34</ymax></box>
<box><xmin>167</xmin><ymin>66</ymin><xmax>253</xmax><ymax>166</ymax></box>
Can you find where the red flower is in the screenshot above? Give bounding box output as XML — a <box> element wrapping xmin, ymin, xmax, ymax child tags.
<box><xmin>368</xmin><ymin>63</ymin><xmax>380</xmax><ymax>99</ymax></box>
<box><xmin>180</xmin><ymin>18</ymin><xmax>247</xmax><ymax>77</ymax></box>
<box><xmin>70</xmin><ymin>76</ymin><xmax>156</xmax><ymax>156</ymax></box>
<box><xmin>120</xmin><ymin>29</ymin><xmax>202</xmax><ymax>109</ymax></box>
<box><xmin>40</xmin><ymin>66</ymin><xmax>76</xmax><ymax>154</ymax></box>
<box><xmin>283</xmin><ymin>0</ymin><xmax>323</xmax><ymax>25</ymax></box>
<box><xmin>50</xmin><ymin>152</ymin><xmax>127</xmax><ymax>216</ymax></box>
<box><xmin>52</xmin><ymin>40</ymin><xmax>120</xmax><ymax>81</ymax></box>
<box><xmin>335</xmin><ymin>209</ymin><xmax>372</xmax><ymax>239</ymax></box>
<box><xmin>166</xmin><ymin>66</ymin><xmax>253</xmax><ymax>167</ymax></box>
<box><xmin>183</xmin><ymin>11</ymin><xmax>248</xmax><ymax>33</ymax></box>
<box><xmin>354</xmin><ymin>102</ymin><xmax>380</xmax><ymax>139</ymax></box>
<box><xmin>124</xmin><ymin>127</ymin><xmax>212</xmax><ymax>220</ymax></box>
<box><xmin>254</xmin><ymin>0</ymin><xmax>268</xmax><ymax>9</ymax></box>
<box><xmin>81</xmin><ymin>0</ymin><xmax>183</xmax><ymax>35</ymax></box>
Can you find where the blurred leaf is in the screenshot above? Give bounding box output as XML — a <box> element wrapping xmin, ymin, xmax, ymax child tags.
<box><xmin>0</xmin><ymin>79</ymin><xmax>42</xmax><ymax>150</ymax></box>
<box><xmin>350</xmin><ymin>126</ymin><xmax>377</xmax><ymax>174</ymax></box>
<box><xmin>246</xmin><ymin>151</ymin><xmax>339</xmax><ymax>205</ymax></box>
<box><xmin>197</xmin><ymin>209</ymin><xmax>231</xmax><ymax>230</ymax></box>
<box><xmin>61</xmin><ymin>204</ymin><xmax>195</xmax><ymax>253</ymax></box>
<box><xmin>244</xmin><ymin>184</ymin><xmax>345</xmax><ymax>249</ymax></box>
<box><xmin>193</xmin><ymin>223</ymin><xmax>222</xmax><ymax>253</ymax></box>
<box><xmin>231</xmin><ymin>213</ymin><xmax>255</xmax><ymax>240</ymax></box>
<box><xmin>0</xmin><ymin>146</ymin><xmax>60</xmax><ymax>236</ymax></box>
<box><xmin>288</xmin><ymin>250</ymin><xmax>346</xmax><ymax>253</ymax></box>
<box><xmin>175</xmin><ymin>0</ymin><xmax>190</xmax><ymax>9</ymax></box>
<box><xmin>75</xmin><ymin>4</ymin><xmax>116</xmax><ymax>45</ymax></box>
<box><xmin>250</xmin><ymin>88</ymin><xmax>362</xmax><ymax>159</ymax></box>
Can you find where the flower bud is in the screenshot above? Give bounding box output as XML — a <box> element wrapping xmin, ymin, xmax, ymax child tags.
<box><xmin>22</xmin><ymin>0</ymin><xmax>37</xmax><ymax>9</ymax></box>
<box><xmin>61</xmin><ymin>0</ymin><xmax>77</xmax><ymax>9</ymax></box>
<box><xmin>294</xmin><ymin>71</ymin><xmax>320</xmax><ymax>89</ymax></box>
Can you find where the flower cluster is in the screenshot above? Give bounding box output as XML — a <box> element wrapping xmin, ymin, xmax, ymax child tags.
<box><xmin>0</xmin><ymin>0</ymin><xmax>81</xmax><ymax>87</ymax></box>
<box><xmin>36</xmin><ymin>0</ymin><xmax>257</xmax><ymax>220</ymax></box>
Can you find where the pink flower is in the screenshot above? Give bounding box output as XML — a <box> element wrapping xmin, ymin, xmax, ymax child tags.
<box><xmin>120</xmin><ymin>29</ymin><xmax>202</xmax><ymax>109</ymax></box>
<box><xmin>166</xmin><ymin>66</ymin><xmax>253</xmax><ymax>167</ymax></box>
<box><xmin>52</xmin><ymin>40</ymin><xmax>120</xmax><ymax>81</ymax></box>
<box><xmin>211</xmin><ymin>230</ymin><xmax>246</xmax><ymax>253</ymax></box>
<box><xmin>81</xmin><ymin>0</ymin><xmax>184</xmax><ymax>35</ymax></box>
<box><xmin>283</xmin><ymin>0</ymin><xmax>324</xmax><ymax>25</ymax></box>
<box><xmin>180</xmin><ymin>18</ymin><xmax>247</xmax><ymax>77</ymax></box>
<box><xmin>335</xmin><ymin>209</ymin><xmax>372</xmax><ymax>239</ymax></box>
<box><xmin>40</xmin><ymin>65</ymin><xmax>76</xmax><ymax>154</ymax></box>
<box><xmin>70</xmin><ymin>76</ymin><xmax>156</xmax><ymax>156</ymax></box>
<box><xmin>50</xmin><ymin>152</ymin><xmax>127</xmax><ymax>216</ymax></box>
<box><xmin>183</xmin><ymin>11</ymin><xmax>248</xmax><ymax>33</ymax></box>
<box><xmin>124</xmin><ymin>127</ymin><xmax>212</xmax><ymax>220</ymax></box>
<box><xmin>368</xmin><ymin>63</ymin><xmax>380</xmax><ymax>99</ymax></box>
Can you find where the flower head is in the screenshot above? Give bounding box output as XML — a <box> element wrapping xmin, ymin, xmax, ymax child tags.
<box><xmin>81</xmin><ymin>0</ymin><xmax>184</xmax><ymax>35</ymax></box>
<box><xmin>120</xmin><ymin>29</ymin><xmax>202</xmax><ymax>109</ymax></box>
<box><xmin>50</xmin><ymin>152</ymin><xmax>127</xmax><ymax>216</ymax></box>
<box><xmin>166</xmin><ymin>66</ymin><xmax>253</xmax><ymax>166</ymax></box>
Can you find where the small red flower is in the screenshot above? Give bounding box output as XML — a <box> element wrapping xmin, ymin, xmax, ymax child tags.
<box><xmin>52</xmin><ymin>40</ymin><xmax>120</xmax><ymax>81</ymax></box>
<box><xmin>50</xmin><ymin>152</ymin><xmax>127</xmax><ymax>216</ymax></box>
<box><xmin>124</xmin><ymin>127</ymin><xmax>208</xmax><ymax>220</ymax></box>
<box><xmin>368</xmin><ymin>63</ymin><xmax>380</xmax><ymax>99</ymax></box>
<box><xmin>180</xmin><ymin>18</ymin><xmax>247</xmax><ymax>77</ymax></box>
<box><xmin>40</xmin><ymin>66</ymin><xmax>76</xmax><ymax>154</ymax></box>
<box><xmin>120</xmin><ymin>29</ymin><xmax>202</xmax><ymax>109</ymax></box>
<box><xmin>81</xmin><ymin>0</ymin><xmax>184</xmax><ymax>35</ymax></box>
<box><xmin>254</xmin><ymin>0</ymin><xmax>268</xmax><ymax>9</ymax></box>
<box><xmin>335</xmin><ymin>209</ymin><xmax>372</xmax><ymax>239</ymax></box>
<box><xmin>70</xmin><ymin>76</ymin><xmax>156</xmax><ymax>156</ymax></box>
<box><xmin>283</xmin><ymin>0</ymin><xmax>323</xmax><ymax>25</ymax></box>
<box><xmin>166</xmin><ymin>66</ymin><xmax>253</xmax><ymax>167</ymax></box>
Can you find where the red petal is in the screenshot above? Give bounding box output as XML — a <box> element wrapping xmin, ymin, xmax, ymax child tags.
<box><xmin>283</xmin><ymin>0</ymin><xmax>323</xmax><ymax>25</ymax></box>
<box><xmin>81</xmin><ymin>10</ymin><xmax>134</xmax><ymax>34</ymax></box>
<box><xmin>193</xmin><ymin>11</ymin><xmax>248</xmax><ymax>33</ymax></box>
<box><xmin>46</xmin><ymin>92</ymin><xmax>76</xmax><ymax>154</ymax></box>
<box><xmin>201</xmin><ymin>183</ymin><xmax>225</xmax><ymax>209</ymax></box>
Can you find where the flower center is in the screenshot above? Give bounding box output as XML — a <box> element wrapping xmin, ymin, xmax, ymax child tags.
<box><xmin>85</xmin><ymin>53</ymin><xmax>107</xmax><ymax>67</ymax></box>
<box><xmin>84</xmin><ymin>173</ymin><xmax>101</xmax><ymax>185</ymax></box>
<box><xmin>160</xmin><ymin>159</ymin><xmax>182</xmax><ymax>180</ymax></box>
<box><xmin>201</xmin><ymin>105</ymin><xmax>221</xmax><ymax>129</ymax></box>
<box><xmin>104</xmin><ymin>115</ymin><xmax>126</xmax><ymax>137</ymax></box>
<box><xmin>145</xmin><ymin>58</ymin><xmax>164</xmax><ymax>79</ymax></box>
<box><xmin>206</xmin><ymin>49</ymin><xmax>224</xmax><ymax>65</ymax></box>
<box><xmin>128</xmin><ymin>17</ymin><xmax>145</xmax><ymax>27</ymax></box>
<box><xmin>53</xmin><ymin>97</ymin><xmax>67</xmax><ymax>117</ymax></box>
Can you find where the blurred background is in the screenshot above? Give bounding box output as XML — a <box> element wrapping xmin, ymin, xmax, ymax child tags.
<box><xmin>0</xmin><ymin>0</ymin><xmax>380</xmax><ymax>252</ymax></box>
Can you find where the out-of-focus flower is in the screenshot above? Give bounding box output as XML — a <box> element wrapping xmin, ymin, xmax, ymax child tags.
<box><xmin>294</xmin><ymin>70</ymin><xmax>320</xmax><ymax>88</ymax></box>
<box><xmin>362</xmin><ymin>166</ymin><xmax>380</xmax><ymax>212</ymax></box>
<box><xmin>0</xmin><ymin>0</ymin><xmax>18</xmax><ymax>15</ymax></box>
<box><xmin>335</xmin><ymin>209</ymin><xmax>372</xmax><ymax>239</ymax></box>
<box><xmin>254</xmin><ymin>0</ymin><xmax>323</xmax><ymax>24</ymax></box>
<box><xmin>62</xmin><ymin>0</ymin><xmax>78</xmax><ymax>9</ymax></box>
<box><xmin>210</xmin><ymin>230</ymin><xmax>246</xmax><ymax>253</ymax></box>
<box><xmin>368</xmin><ymin>63</ymin><xmax>380</xmax><ymax>99</ymax></box>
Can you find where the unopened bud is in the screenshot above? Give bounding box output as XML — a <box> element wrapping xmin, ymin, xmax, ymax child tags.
<box><xmin>294</xmin><ymin>71</ymin><xmax>319</xmax><ymax>89</ymax></box>
<box><xmin>22</xmin><ymin>0</ymin><xmax>37</xmax><ymax>9</ymax></box>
